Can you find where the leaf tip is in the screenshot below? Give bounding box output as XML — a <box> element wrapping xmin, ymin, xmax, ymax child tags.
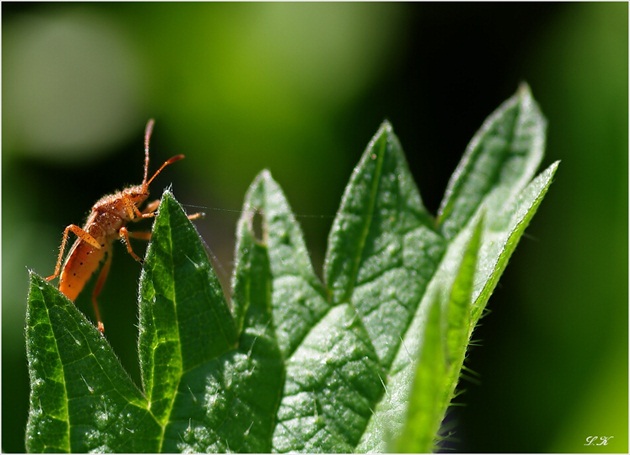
<box><xmin>541</xmin><ymin>160</ymin><xmax>561</xmax><ymax>182</ymax></box>
<box><xmin>158</xmin><ymin>188</ymin><xmax>176</xmax><ymax>207</ymax></box>
<box><xmin>27</xmin><ymin>270</ymin><xmax>48</xmax><ymax>291</ymax></box>
<box><xmin>366</xmin><ymin>119</ymin><xmax>398</xmax><ymax>159</ymax></box>
<box><xmin>248</xmin><ymin>169</ymin><xmax>274</xmax><ymax>188</ymax></box>
<box><xmin>515</xmin><ymin>82</ymin><xmax>546</xmax><ymax>125</ymax></box>
<box><xmin>517</xmin><ymin>81</ymin><xmax>532</xmax><ymax>98</ymax></box>
<box><xmin>379</xmin><ymin>119</ymin><xmax>394</xmax><ymax>133</ymax></box>
<box><xmin>258</xmin><ymin>168</ymin><xmax>274</xmax><ymax>183</ymax></box>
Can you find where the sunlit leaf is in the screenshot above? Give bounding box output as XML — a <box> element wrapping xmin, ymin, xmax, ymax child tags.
<box><xmin>26</xmin><ymin>86</ymin><xmax>557</xmax><ymax>453</ymax></box>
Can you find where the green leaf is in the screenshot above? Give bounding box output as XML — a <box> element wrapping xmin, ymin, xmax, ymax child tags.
<box><xmin>25</xmin><ymin>274</ymin><xmax>161</xmax><ymax>453</ymax></box>
<box><xmin>325</xmin><ymin>121</ymin><xmax>444</xmax><ymax>368</ymax></box>
<box><xmin>394</xmin><ymin>217</ymin><xmax>484</xmax><ymax>453</ymax></box>
<box><xmin>395</xmin><ymin>292</ymin><xmax>445</xmax><ymax>453</ymax></box>
<box><xmin>238</xmin><ymin>171</ymin><xmax>384</xmax><ymax>452</ymax></box>
<box><xmin>354</xmin><ymin>88</ymin><xmax>558</xmax><ymax>452</ymax></box>
<box><xmin>138</xmin><ymin>191</ymin><xmax>237</xmax><ymax>427</ymax></box>
<box><xmin>470</xmin><ymin>160</ymin><xmax>558</xmax><ymax>324</ymax></box>
<box><xmin>438</xmin><ymin>83</ymin><xmax>547</xmax><ymax>240</ymax></box>
<box><xmin>142</xmin><ymin>191</ymin><xmax>284</xmax><ymax>452</ymax></box>
<box><xmin>235</xmin><ymin>170</ymin><xmax>330</xmax><ymax>358</ymax></box>
<box><xmin>26</xmin><ymin>86</ymin><xmax>557</xmax><ymax>453</ymax></box>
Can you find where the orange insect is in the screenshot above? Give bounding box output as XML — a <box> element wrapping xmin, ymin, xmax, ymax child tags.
<box><xmin>46</xmin><ymin>119</ymin><xmax>202</xmax><ymax>333</ymax></box>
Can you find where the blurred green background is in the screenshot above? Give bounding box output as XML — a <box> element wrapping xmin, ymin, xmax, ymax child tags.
<box><xmin>2</xmin><ymin>3</ymin><xmax>627</xmax><ymax>452</ymax></box>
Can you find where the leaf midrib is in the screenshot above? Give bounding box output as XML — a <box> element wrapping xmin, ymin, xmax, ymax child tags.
<box><xmin>45</xmin><ymin>285</ymin><xmax>73</xmax><ymax>454</ymax></box>
<box><xmin>155</xmin><ymin>217</ymin><xmax>183</xmax><ymax>453</ymax></box>
<box><xmin>338</xmin><ymin>136</ymin><xmax>388</xmax><ymax>306</ymax></box>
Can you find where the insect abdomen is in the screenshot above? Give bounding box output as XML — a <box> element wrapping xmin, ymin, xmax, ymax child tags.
<box><xmin>59</xmin><ymin>242</ymin><xmax>107</xmax><ymax>301</ymax></box>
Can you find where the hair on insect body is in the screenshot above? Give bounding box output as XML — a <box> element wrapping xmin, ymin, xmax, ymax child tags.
<box><xmin>46</xmin><ymin>119</ymin><xmax>203</xmax><ymax>333</ymax></box>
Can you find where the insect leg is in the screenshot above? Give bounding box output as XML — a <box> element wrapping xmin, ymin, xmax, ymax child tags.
<box><xmin>119</xmin><ymin>226</ymin><xmax>144</xmax><ymax>262</ymax></box>
<box><xmin>142</xmin><ymin>199</ymin><xmax>160</xmax><ymax>215</ymax></box>
<box><xmin>127</xmin><ymin>231</ymin><xmax>152</xmax><ymax>241</ymax></box>
<box><xmin>139</xmin><ymin>199</ymin><xmax>204</xmax><ymax>220</ymax></box>
<box><xmin>91</xmin><ymin>251</ymin><xmax>112</xmax><ymax>333</ymax></box>
<box><xmin>186</xmin><ymin>212</ymin><xmax>205</xmax><ymax>220</ymax></box>
<box><xmin>122</xmin><ymin>208</ymin><xmax>203</xmax><ymax>245</ymax></box>
<box><xmin>46</xmin><ymin>224</ymin><xmax>103</xmax><ymax>281</ymax></box>
<box><xmin>119</xmin><ymin>204</ymin><xmax>202</xmax><ymax>262</ymax></box>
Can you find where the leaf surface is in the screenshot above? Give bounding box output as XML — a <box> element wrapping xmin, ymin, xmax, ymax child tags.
<box><xmin>26</xmin><ymin>86</ymin><xmax>557</xmax><ymax>453</ymax></box>
<box><xmin>25</xmin><ymin>274</ymin><xmax>160</xmax><ymax>453</ymax></box>
<box><xmin>142</xmin><ymin>192</ymin><xmax>284</xmax><ymax>453</ymax></box>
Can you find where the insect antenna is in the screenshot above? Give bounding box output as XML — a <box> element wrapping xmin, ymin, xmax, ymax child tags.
<box><xmin>143</xmin><ymin>119</ymin><xmax>155</xmax><ymax>184</ymax></box>
<box><xmin>146</xmin><ymin>154</ymin><xmax>186</xmax><ymax>187</ymax></box>
<box><xmin>141</xmin><ymin>118</ymin><xmax>186</xmax><ymax>188</ymax></box>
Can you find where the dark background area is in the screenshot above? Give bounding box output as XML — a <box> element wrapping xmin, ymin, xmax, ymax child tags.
<box><xmin>3</xmin><ymin>3</ymin><xmax>627</xmax><ymax>452</ymax></box>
